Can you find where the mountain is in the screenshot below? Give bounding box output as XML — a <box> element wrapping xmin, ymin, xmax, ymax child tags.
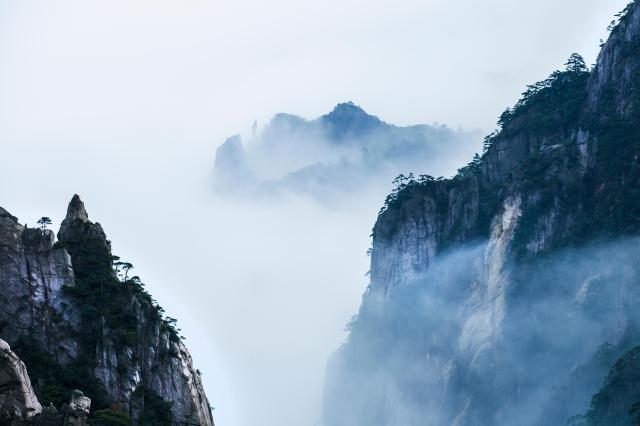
<box><xmin>0</xmin><ymin>338</ymin><xmax>42</xmax><ymax>422</ymax></box>
<box><xmin>0</xmin><ymin>196</ymin><xmax>214</xmax><ymax>426</ymax></box>
<box><xmin>323</xmin><ymin>2</ymin><xmax>640</xmax><ymax>426</ymax></box>
<box><xmin>213</xmin><ymin>102</ymin><xmax>482</xmax><ymax>201</ymax></box>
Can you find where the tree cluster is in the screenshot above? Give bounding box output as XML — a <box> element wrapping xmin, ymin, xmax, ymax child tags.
<box><xmin>378</xmin><ymin>173</ymin><xmax>443</xmax><ymax>216</ymax></box>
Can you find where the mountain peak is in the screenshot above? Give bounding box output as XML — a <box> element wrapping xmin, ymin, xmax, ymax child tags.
<box><xmin>320</xmin><ymin>102</ymin><xmax>384</xmax><ymax>140</ymax></box>
<box><xmin>326</xmin><ymin>102</ymin><xmax>374</xmax><ymax>120</ymax></box>
<box><xmin>331</xmin><ymin>101</ymin><xmax>364</xmax><ymax>112</ymax></box>
<box><xmin>65</xmin><ymin>194</ymin><xmax>89</xmax><ymax>223</ymax></box>
<box><xmin>58</xmin><ymin>194</ymin><xmax>95</xmax><ymax>244</ymax></box>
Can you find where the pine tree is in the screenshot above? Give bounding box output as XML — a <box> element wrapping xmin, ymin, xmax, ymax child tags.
<box><xmin>37</xmin><ymin>217</ymin><xmax>52</xmax><ymax>231</ymax></box>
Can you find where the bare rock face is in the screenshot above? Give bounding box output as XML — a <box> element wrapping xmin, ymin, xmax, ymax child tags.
<box><xmin>0</xmin><ymin>339</ymin><xmax>42</xmax><ymax>422</ymax></box>
<box><xmin>0</xmin><ymin>197</ymin><xmax>214</xmax><ymax>425</ymax></box>
<box><xmin>0</xmin><ymin>203</ymin><xmax>78</xmax><ymax>362</ymax></box>
<box><xmin>63</xmin><ymin>195</ymin><xmax>88</xmax><ymax>223</ymax></box>
<box><xmin>62</xmin><ymin>390</ymin><xmax>90</xmax><ymax>426</ymax></box>
<box><xmin>589</xmin><ymin>2</ymin><xmax>640</xmax><ymax>117</ymax></box>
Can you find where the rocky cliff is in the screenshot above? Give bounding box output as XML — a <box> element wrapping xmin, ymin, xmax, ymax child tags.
<box><xmin>0</xmin><ymin>338</ymin><xmax>42</xmax><ymax>422</ymax></box>
<box><xmin>0</xmin><ymin>197</ymin><xmax>214</xmax><ymax>425</ymax></box>
<box><xmin>324</xmin><ymin>2</ymin><xmax>640</xmax><ymax>426</ymax></box>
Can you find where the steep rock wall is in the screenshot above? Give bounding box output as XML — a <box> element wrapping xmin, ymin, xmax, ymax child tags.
<box><xmin>0</xmin><ymin>198</ymin><xmax>214</xmax><ymax>425</ymax></box>
<box><xmin>0</xmin><ymin>338</ymin><xmax>42</xmax><ymax>422</ymax></box>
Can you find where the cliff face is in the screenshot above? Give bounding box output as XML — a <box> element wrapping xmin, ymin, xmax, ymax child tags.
<box><xmin>0</xmin><ymin>197</ymin><xmax>213</xmax><ymax>425</ymax></box>
<box><xmin>324</xmin><ymin>3</ymin><xmax>640</xmax><ymax>426</ymax></box>
<box><xmin>0</xmin><ymin>338</ymin><xmax>42</xmax><ymax>422</ymax></box>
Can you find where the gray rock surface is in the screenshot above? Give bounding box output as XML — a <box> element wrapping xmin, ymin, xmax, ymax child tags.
<box><xmin>0</xmin><ymin>196</ymin><xmax>214</xmax><ymax>425</ymax></box>
<box><xmin>62</xmin><ymin>390</ymin><xmax>90</xmax><ymax>426</ymax></box>
<box><xmin>0</xmin><ymin>338</ymin><xmax>42</xmax><ymax>422</ymax></box>
<box><xmin>324</xmin><ymin>3</ymin><xmax>640</xmax><ymax>426</ymax></box>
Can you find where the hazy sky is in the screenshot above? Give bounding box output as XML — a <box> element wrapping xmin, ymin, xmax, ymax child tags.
<box><xmin>0</xmin><ymin>0</ymin><xmax>629</xmax><ymax>139</ymax></box>
<box><xmin>0</xmin><ymin>1</ymin><xmax>631</xmax><ymax>426</ymax></box>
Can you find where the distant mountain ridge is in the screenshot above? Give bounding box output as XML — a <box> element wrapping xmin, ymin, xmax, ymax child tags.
<box><xmin>213</xmin><ymin>102</ymin><xmax>482</xmax><ymax>201</ymax></box>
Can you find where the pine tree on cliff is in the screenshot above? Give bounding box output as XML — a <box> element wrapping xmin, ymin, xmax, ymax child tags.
<box><xmin>37</xmin><ymin>217</ymin><xmax>52</xmax><ymax>231</ymax></box>
<box><xmin>565</xmin><ymin>53</ymin><xmax>587</xmax><ymax>73</ymax></box>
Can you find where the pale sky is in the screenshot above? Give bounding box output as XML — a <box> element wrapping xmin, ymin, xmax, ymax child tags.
<box><xmin>0</xmin><ymin>1</ymin><xmax>631</xmax><ymax>426</ymax></box>
<box><xmin>0</xmin><ymin>0</ymin><xmax>629</xmax><ymax>139</ymax></box>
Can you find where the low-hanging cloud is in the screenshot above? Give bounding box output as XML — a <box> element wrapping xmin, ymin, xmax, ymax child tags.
<box><xmin>213</xmin><ymin>103</ymin><xmax>483</xmax><ymax>204</ymax></box>
<box><xmin>324</xmin><ymin>237</ymin><xmax>640</xmax><ymax>426</ymax></box>
<box><xmin>0</xmin><ymin>1</ymin><xmax>633</xmax><ymax>425</ymax></box>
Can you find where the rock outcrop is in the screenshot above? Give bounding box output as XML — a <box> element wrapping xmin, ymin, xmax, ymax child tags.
<box><xmin>324</xmin><ymin>3</ymin><xmax>640</xmax><ymax>426</ymax></box>
<box><xmin>0</xmin><ymin>197</ymin><xmax>214</xmax><ymax>425</ymax></box>
<box><xmin>0</xmin><ymin>338</ymin><xmax>94</xmax><ymax>426</ymax></box>
<box><xmin>62</xmin><ymin>391</ymin><xmax>90</xmax><ymax>426</ymax></box>
<box><xmin>0</xmin><ymin>339</ymin><xmax>42</xmax><ymax>422</ymax></box>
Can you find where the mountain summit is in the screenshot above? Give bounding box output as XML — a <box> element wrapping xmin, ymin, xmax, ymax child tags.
<box><xmin>319</xmin><ymin>102</ymin><xmax>385</xmax><ymax>140</ymax></box>
<box><xmin>213</xmin><ymin>102</ymin><xmax>481</xmax><ymax>201</ymax></box>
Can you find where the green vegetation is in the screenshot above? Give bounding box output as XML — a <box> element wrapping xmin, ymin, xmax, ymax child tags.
<box><xmin>60</xmin><ymin>220</ymin><xmax>182</xmax><ymax>352</ymax></box>
<box><xmin>13</xmin><ymin>216</ymin><xmax>181</xmax><ymax>421</ymax></box>
<box><xmin>11</xmin><ymin>335</ymin><xmax>109</xmax><ymax>409</ymax></box>
<box><xmin>379</xmin><ymin>54</ymin><xmax>590</xmax><ymax>251</ymax></box>
<box><xmin>504</xmin><ymin>53</ymin><xmax>588</xmax><ymax>126</ymax></box>
<box><xmin>52</xmin><ymin>241</ymin><xmax>66</xmax><ymax>249</ymax></box>
<box><xmin>474</xmin><ymin>53</ymin><xmax>588</xmax><ymax>158</ymax></box>
<box><xmin>89</xmin><ymin>408</ymin><xmax>130</xmax><ymax>426</ymax></box>
<box><xmin>574</xmin><ymin>39</ymin><xmax>640</xmax><ymax>239</ymax></box>
<box><xmin>37</xmin><ymin>216</ymin><xmax>52</xmax><ymax>231</ymax></box>
<box><xmin>456</xmin><ymin>153</ymin><xmax>482</xmax><ymax>177</ymax></box>
<box><xmin>378</xmin><ymin>173</ymin><xmax>440</xmax><ymax>216</ymax></box>
<box><xmin>133</xmin><ymin>386</ymin><xmax>173</xmax><ymax>426</ymax></box>
<box><xmin>365</xmin><ymin>4</ymin><xmax>640</xmax><ymax>426</ymax></box>
<box><xmin>609</xmin><ymin>2</ymin><xmax>638</xmax><ymax>33</ymax></box>
<box><xmin>569</xmin><ymin>347</ymin><xmax>640</xmax><ymax>426</ymax></box>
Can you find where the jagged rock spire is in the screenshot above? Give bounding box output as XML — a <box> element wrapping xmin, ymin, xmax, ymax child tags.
<box><xmin>65</xmin><ymin>194</ymin><xmax>89</xmax><ymax>223</ymax></box>
<box><xmin>58</xmin><ymin>195</ymin><xmax>98</xmax><ymax>245</ymax></box>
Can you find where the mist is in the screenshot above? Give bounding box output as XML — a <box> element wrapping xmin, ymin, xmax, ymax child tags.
<box><xmin>0</xmin><ymin>1</ymin><xmax>633</xmax><ymax>425</ymax></box>
<box><xmin>1</xmin><ymin>104</ymin><xmax>480</xmax><ymax>425</ymax></box>
<box><xmin>325</xmin><ymin>238</ymin><xmax>640</xmax><ymax>426</ymax></box>
<box><xmin>213</xmin><ymin>103</ymin><xmax>483</xmax><ymax>203</ymax></box>
<box><xmin>0</xmin><ymin>136</ymin><xmax>378</xmax><ymax>426</ymax></box>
